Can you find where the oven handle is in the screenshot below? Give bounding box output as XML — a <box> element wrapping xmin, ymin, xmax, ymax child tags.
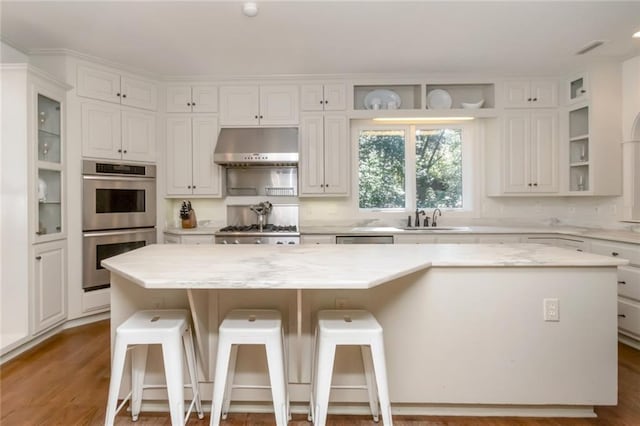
<box><xmin>82</xmin><ymin>175</ymin><xmax>154</xmax><ymax>182</ymax></box>
<box><xmin>83</xmin><ymin>228</ymin><xmax>156</xmax><ymax>238</ymax></box>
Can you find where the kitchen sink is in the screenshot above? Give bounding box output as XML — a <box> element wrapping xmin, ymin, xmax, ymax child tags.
<box><xmin>402</xmin><ymin>226</ymin><xmax>471</xmax><ymax>232</ymax></box>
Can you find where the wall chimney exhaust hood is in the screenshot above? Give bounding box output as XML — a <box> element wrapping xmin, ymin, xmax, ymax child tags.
<box><xmin>214</xmin><ymin>127</ymin><xmax>299</xmax><ymax>166</ymax></box>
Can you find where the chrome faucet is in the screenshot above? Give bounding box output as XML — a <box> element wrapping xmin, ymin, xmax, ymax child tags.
<box><xmin>431</xmin><ymin>208</ymin><xmax>442</xmax><ymax>227</ymax></box>
<box><xmin>414</xmin><ymin>209</ymin><xmax>425</xmax><ymax>227</ymax></box>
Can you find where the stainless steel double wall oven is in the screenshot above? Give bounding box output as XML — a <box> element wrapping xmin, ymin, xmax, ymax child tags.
<box><xmin>82</xmin><ymin>160</ymin><xmax>156</xmax><ymax>291</ymax></box>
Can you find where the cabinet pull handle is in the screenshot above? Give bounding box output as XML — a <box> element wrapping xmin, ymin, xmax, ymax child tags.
<box><xmin>577</xmin><ymin>249</ymin><xmax>583</xmax><ymax>252</ymax></box>
<box><xmin>618</xmin><ymin>314</ymin><xmax>626</xmax><ymax>318</ymax></box>
<box><xmin>35</xmin><ymin>256</ymin><xmax>42</xmax><ymax>260</ymax></box>
<box><xmin>618</xmin><ymin>281</ymin><xmax>626</xmax><ymax>285</ymax></box>
<box><xmin>35</xmin><ymin>231</ymin><xmax>42</xmax><ymax>235</ymax></box>
<box><xmin>611</xmin><ymin>252</ymin><xmax>619</xmax><ymax>256</ymax></box>
<box><xmin>580</xmin><ymin>89</ymin><xmax>586</xmax><ymax>94</ymax></box>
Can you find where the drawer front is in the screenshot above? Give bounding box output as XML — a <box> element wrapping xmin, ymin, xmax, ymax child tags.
<box><xmin>181</xmin><ymin>235</ymin><xmax>215</xmax><ymax>244</ymax></box>
<box><xmin>618</xmin><ymin>299</ymin><xmax>640</xmax><ymax>337</ymax></box>
<box><xmin>618</xmin><ymin>266</ymin><xmax>640</xmax><ymax>302</ymax></box>
<box><xmin>590</xmin><ymin>240</ymin><xmax>640</xmax><ymax>266</ymax></box>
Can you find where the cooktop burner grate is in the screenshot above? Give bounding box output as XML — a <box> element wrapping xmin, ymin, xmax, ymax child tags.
<box><xmin>219</xmin><ymin>224</ymin><xmax>298</xmax><ymax>233</ymax></box>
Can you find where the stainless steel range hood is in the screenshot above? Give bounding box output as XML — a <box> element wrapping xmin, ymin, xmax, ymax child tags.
<box><xmin>214</xmin><ymin>127</ymin><xmax>299</xmax><ymax>166</ymax></box>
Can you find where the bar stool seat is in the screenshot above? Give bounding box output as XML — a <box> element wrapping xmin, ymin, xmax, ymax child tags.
<box><xmin>210</xmin><ymin>309</ymin><xmax>289</xmax><ymax>426</ymax></box>
<box><xmin>309</xmin><ymin>309</ymin><xmax>393</xmax><ymax>426</ymax></box>
<box><xmin>104</xmin><ymin>309</ymin><xmax>203</xmax><ymax>426</ymax></box>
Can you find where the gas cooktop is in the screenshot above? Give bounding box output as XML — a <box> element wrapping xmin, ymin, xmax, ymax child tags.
<box><xmin>218</xmin><ymin>224</ymin><xmax>298</xmax><ymax>233</ymax></box>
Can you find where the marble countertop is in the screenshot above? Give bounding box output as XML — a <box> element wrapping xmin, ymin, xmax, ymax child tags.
<box><xmin>165</xmin><ymin>225</ymin><xmax>640</xmax><ymax>244</ymax></box>
<box><xmin>102</xmin><ymin>243</ymin><xmax>627</xmax><ymax>290</ymax></box>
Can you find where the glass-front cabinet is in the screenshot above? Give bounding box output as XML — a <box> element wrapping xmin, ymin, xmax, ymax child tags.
<box><xmin>35</xmin><ymin>92</ymin><xmax>65</xmax><ymax>241</ymax></box>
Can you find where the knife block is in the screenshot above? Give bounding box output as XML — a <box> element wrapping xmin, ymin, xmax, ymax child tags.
<box><xmin>181</xmin><ymin>209</ymin><xmax>197</xmax><ymax>229</ymax></box>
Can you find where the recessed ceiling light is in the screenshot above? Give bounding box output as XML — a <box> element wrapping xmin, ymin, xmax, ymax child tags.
<box><xmin>633</xmin><ymin>31</ymin><xmax>640</xmax><ymax>38</ymax></box>
<box><xmin>242</xmin><ymin>2</ymin><xmax>258</xmax><ymax>17</ymax></box>
<box><xmin>575</xmin><ymin>40</ymin><xmax>606</xmax><ymax>55</ymax></box>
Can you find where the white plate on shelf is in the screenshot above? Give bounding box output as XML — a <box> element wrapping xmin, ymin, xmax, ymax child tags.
<box><xmin>427</xmin><ymin>89</ymin><xmax>452</xmax><ymax>109</ymax></box>
<box><xmin>364</xmin><ymin>89</ymin><xmax>402</xmax><ymax>110</ymax></box>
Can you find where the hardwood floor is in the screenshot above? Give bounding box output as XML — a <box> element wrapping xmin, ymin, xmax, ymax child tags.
<box><xmin>1</xmin><ymin>320</ymin><xmax>638</xmax><ymax>425</ymax></box>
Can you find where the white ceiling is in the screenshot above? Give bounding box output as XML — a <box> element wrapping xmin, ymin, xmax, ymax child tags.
<box><xmin>1</xmin><ymin>1</ymin><xmax>640</xmax><ymax>78</ymax></box>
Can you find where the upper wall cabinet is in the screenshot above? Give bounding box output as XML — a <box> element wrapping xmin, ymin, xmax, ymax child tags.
<box><xmin>81</xmin><ymin>102</ymin><xmax>156</xmax><ymax>162</ymax></box>
<box><xmin>566</xmin><ymin>73</ymin><xmax>589</xmax><ymax>105</ymax></box>
<box><xmin>77</xmin><ymin>65</ymin><xmax>158</xmax><ymax>111</ymax></box>
<box><xmin>301</xmin><ymin>84</ymin><xmax>346</xmax><ymax>111</ymax></box>
<box><xmin>219</xmin><ymin>85</ymin><xmax>299</xmax><ymax>126</ymax></box>
<box><xmin>503</xmin><ymin>80</ymin><xmax>557</xmax><ymax>108</ymax></box>
<box><xmin>165</xmin><ymin>85</ymin><xmax>218</xmax><ymax>113</ymax></box>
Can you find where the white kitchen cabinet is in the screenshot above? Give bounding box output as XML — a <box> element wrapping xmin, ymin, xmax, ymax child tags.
<box><xmin>394</xmin><ymin>234</ymin><xmax>478</xmax><ymax>244</ymax></box>
<box><xmin>503</xmin><ymin>80</ymin><xmax>557</xmax><ymax>108</ymax></box>
<box><xmin>587</xmin><ymin>239</ymin><xmax>640</xmax><ymax>346</ymax></box>
<box><xmin>81</xmin><ymin>102</ymin><xmax>156</xmax><ymax>162</ymax></box>
<box><xmin>163</xmin><ymin>233</ymin><xmax>215</xmax><ymax>244</ymax></box>
<box><xmin>77</xmin><ymin>64</ymin><xmax>158</xmax><ymax>111</ymax></box>
<box><xmin>525</xmin><ymin>235</ymin><xmax>586</xmax><ymax>251</ymax></box>
<box><xmin>566</xmin><ymin>73</ymin><xmax>589</xmax><ymax>105</ymax></box>
<box><xmin>166</xmin><ymin>115</ymin><xmax>221</xmax><ymax>196</ymax></box>
<box><xmin>565</xmin><ymin>64</ymin><xmax>622</xmax><ymax>196</ymax></box>
<box><xmin>301</xmin><ymin>235</ymin><xmax>336</xmax><ymax>244</ymax></box>
<box><xmin>476</xmin><ymin>235</ymin><xmax>523</xmax><ymax>244</ymax></box>
<box><xmin>299</xmin><ymin>114</ymin><xmax>349</xmax><ymax>196</ymax></box>
<box><xmin>502</xmin><ymin>110</ymin><xmax>558</xmax><ymax>193</ymax></box>
<box><xmin>165</xmin><ymin>84</ymin><xmax>218</xmax><ymax>113</ymax></box>
<box><xmin>32</xmin><ymin>240</ymin><xmax>67</xmax><ymax>334</ymax></box>
<box><xmin>219</xmin><ymin>85</ymin><xmax>299</xmax><ymax>126</ymax></box>
<box><xmin>301</xmin><ymin>83</ymin><xmax>346</xmax><ymax>111</ymax></box>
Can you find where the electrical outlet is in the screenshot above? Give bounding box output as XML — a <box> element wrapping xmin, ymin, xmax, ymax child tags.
<box><xmin>543</xmin><ymin>298</ymin><xmax>559</xmax><ymax>321</ymax></box>
<box><xmin>335</xmin><ymin>298</ymin><xmax>348</xmax><ymax>309</ymax></box>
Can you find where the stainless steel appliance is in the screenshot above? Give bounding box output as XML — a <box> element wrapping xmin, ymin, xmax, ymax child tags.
<box><xmin>336</xmin><ymin>235</ymin><xmax>394</xmax><ymax>244</ymax></box>
<box><xmin>215</xmin><ymin>204</ymin><xmax>299</xmax><ymax>245</ymax></box>
<box><xmin>82</xmin><ymin>160</ymin><xmax>156</xmax><ymax>231</ymax></box>
<box><xmin>82</xmin><ymin>228</ymin><xmax>156</xmax><ymax>291</ymax></box>
<box><xmin>82</xmin><ymin>160</ymin><xmax>157</xmax><ymax>291</ymax></box>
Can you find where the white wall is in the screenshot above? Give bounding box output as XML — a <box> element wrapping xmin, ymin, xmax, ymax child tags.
<box><xmin>0</xmin><ymin>41</ymin><xmax>28</xmax><ymax>63</ymax></box>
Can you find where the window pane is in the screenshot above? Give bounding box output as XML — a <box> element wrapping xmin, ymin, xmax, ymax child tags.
<box><xmin>358</xmin><ymin>130</ymin><xmax>406</xmax><ymax>209</ymax></box>
<box><xmin>415</xmin><ymin>128</ymin><xmax>462</xmax><ymax>208</ymax></box>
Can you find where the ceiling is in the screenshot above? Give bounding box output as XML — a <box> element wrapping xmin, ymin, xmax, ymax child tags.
<box><xmin>1</xmin><ymin>1</ymin><xmax>640</xmax><ymax>78</ymax></box>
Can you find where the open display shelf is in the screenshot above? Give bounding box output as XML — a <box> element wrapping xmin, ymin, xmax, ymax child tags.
<box><xmin>568</xmin><ymin>106</ymin><xmax>590</xmax><ymax>192</ymax></box>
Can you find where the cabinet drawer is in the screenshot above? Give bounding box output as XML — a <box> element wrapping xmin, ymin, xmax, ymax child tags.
<box><xmin>618</xmin><ymin>266</ymin><xmax>640</xmax><ymax>302</ymax></box>
<box><xmin>589</xmin><ymin>240</ymin><xmax>640</xmax><ymax>266</ymax></box>
<box><xmin>301</xmin><ymin>235</ymin><xmax>335</xmax><ymax>244</ymax></box>
<box><xmin>181</xmin><ymin>235</ymin><xmax>214</xmax><ymax>244</ymax></box>
<box><xmin>618</xmin><ymin>299</ymin><xmax>640</xmax><ymax>337</ymax></box>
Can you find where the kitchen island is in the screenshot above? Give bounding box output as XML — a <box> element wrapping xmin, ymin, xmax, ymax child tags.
<box><xmin>103</xmin><ymin>243</ymin><xmax>627</xmax><ymax>418</ymax></box>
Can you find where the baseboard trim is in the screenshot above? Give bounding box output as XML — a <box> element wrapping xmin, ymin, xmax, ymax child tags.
<box><xmin>619</xmin><ymin>333</ymin><xmax>640</xmax><ymax>351</ymax></box>
<box><xmin>0</xmin><ymin>312</ymin><xmax>110</xmax><ymax>365</ymax></box>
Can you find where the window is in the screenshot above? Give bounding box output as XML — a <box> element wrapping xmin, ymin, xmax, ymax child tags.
<box><xmin>357</xmin><ymin>123</ymin><xmax>472</xmax><ymax>211</ymax></box>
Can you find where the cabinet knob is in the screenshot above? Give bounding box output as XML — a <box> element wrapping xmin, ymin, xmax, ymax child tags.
<box><xmin>611</xmin><ymin>252</ymin><xmax>619</xmax><ymax>256</ymax></box>
<box><xmin>533</xmin><ymin>183</ymin><xmax>538</xmax><ymax>186</ymax></box>
<box><xmin>528</xmin><ymin>183</ymin><xmax>532</xmax><ymax>186</ymax></box>
<box><xmin>255</xmin><ymin>115</ymin><xmax>258</xmax><ymax>119</ymax></box>
<box><xmin>618</xmin><ymin>314</ymin><xmax>626</xmax><ymax>318</ymax></box>
<box><xmin>259</xmin><ymin>115</ymin><xmax>263</xmax><ymax>119</ymax></box>
<box><xmin>123</xmin><ymin>150</ymin><xmax>127</xmax><ymax>154</ymax></box>
<box><xmin>187</xmin><ymin>102</ymin><xmax>191</xmax><ymax>106</ymax></box>
<box><xmin>580</xmin><ymin>89</ymin><xmax>586</xmax><ymax>94</ymax></box>
<box><xmin>527</xmin><ymin>98</ymin><xmax>532</xmax><ymax>101</ymax></box>
<box><xmin>35</xmin><ymin>256</ymin><xmax>42</xmax><ymax>260</ymax></box>
<box><xmin>117</xmin><ymin>149</ymin><xmax>122</xmax><ymax>153</ymax></box>
<box><xmin>320</xmin><ymin>100</ymin><xmax>323</xmax><ymax>104</ymax></box>
<box><xmin>187</xmin><ymin>185</ymin><xmax>191</xmax><ymax>189</ymax></box>
<box><xmin>320</xmin><ymin>184</ymin><xmax>324</xmax><ymax>188</ymax></box>
<box><xmin>325</xmin><ymin>100</ymin><xmax>328</xmax><ymax>104</ymax></box>
<box><xmin>122</xmin><ymin>94</ymin><xmax>127</xmax><ymax>98</ymax></box>
<box><xmin>325</xmin><ymin>183</ymin><xmax>329</xmax><ymax>187</ymax></box>
<box><xmin>35</xmin><ymin>231</ymin><xmax>42</xmax><ymax>235</ymax></box>
<box><xmin>192</xmin><ymin>102</ymin><xmax>196</xmax><ymax>106</ymax></box>
<box><xmin>192</xmin><ymin>185</ymin><xmax>196</xmax><ymax>189</ymax></box>
<box><xmin>116</xmin><ymin>93</ymin><xmax>121</xmax><ymax>97</ymax></box>
<box><xmin>618</xmin><ymin>281</ymin><xmax>626</xmax><ymax>285</ymax></box>
<box><xmin>533</xmin><ymin>97</ymin><xmax>538</xmax><ymax>101</ymax></box>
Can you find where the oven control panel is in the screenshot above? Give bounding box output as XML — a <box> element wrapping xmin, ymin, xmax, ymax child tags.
<box><xmin>215</xmin><ymin>236</ymin><xmax>299</xmax><ymax>245</ymax></box>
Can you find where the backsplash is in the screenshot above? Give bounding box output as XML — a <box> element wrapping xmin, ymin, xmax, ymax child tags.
<box><xmin>165</xmin><ymin>195</ymin><xmax>640</xmax><ymax>232</ymax></box>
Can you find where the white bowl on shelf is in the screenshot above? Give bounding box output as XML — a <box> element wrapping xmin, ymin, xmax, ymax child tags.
<box><xmin>461</xmin><ymin>100</ymin><xmax>485</xmax><ymax>109</ymax></box>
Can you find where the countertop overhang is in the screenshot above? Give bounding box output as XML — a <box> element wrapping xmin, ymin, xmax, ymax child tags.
<box><xmin>101</xmin><ymin>243</ymin><xmax>627</xmax><ymax>290</ymax></box>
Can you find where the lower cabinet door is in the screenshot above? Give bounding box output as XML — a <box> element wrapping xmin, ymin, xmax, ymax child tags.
<box><xmin>33</xmin><ymin>240</ymin><xmax>67</xmax><ymax>334</ymax></box>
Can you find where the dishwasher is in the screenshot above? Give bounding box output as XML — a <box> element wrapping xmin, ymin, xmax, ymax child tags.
<box><xmin>335</xmin><ymin>235</ymin><xmax>394</xmax><ymax>244</ymax></box>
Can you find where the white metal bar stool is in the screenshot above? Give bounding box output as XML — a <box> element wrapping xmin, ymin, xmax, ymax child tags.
<box><xmin>104</xmin><ymin>309</ymin><xmax>204</xmax><ymax>426</ymax></box>
<box><xmin>309</xmin><ymin>310</ymin><xmax>393</xmax><ymax>426</ymax></box>
<box><xmin>210</xmin><ymin>309</ymin><xmax>289</xmax><ymax>426</ymax></box>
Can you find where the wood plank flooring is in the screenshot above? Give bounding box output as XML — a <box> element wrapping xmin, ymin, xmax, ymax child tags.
<box><xmin>1</xmin><ymin>320</ymin><xmax>638</xmax><ymax>425</ymax></box>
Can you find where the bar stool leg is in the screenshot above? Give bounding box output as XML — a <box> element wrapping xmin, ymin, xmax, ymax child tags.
<box><xmin>370</xmin><ymin>339</ymin><xmax>393</xmax><ymax>426</ymax></box>
<box><xmin>104</xmin><ymin>338</ymin><xmax>128</xmax><ymax>426</ymax></box>
<box><xmin>312</xmin><ymin>338</ymin><xmax>336</xmax><ymax>426</ymax></box>
<box><xmin>221</xmin><ymin>345</ymin><xmax>238</xmax><ymax>420</ymax></box>
<box><xmin>308</xmin><ymin>326</ymin><xmax>319</xmax><ymax>422</ymax></box>
<box><xmin>162</xmin><ymin>341</ymin><xmax>185</xmax><ymax>426</ymax></box>
<box><xmin>183</xmin><ymin>329</ymin><xmax>204</xmax><ymax>419</ymax></box>
<box><xmin>265</xmin><ymin>339</ymin><xmax>289</xmax><ymax>426</ymax></box>
<box><xmin>130</xmin><ymin>344</ymin><xmax>149</xmax><ymax>421</ymax></box>
<box><xmin>210</xmin><ymin>338</ymin><xmax>232</xmax><ymax>426</ymax></box>
<box><xmin>361</xmin><ymin>345</ymin><xmax>380</xmax><ymax>422</ymax></box>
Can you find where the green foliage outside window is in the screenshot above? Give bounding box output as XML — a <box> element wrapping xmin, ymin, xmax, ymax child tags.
<box><xmin>358</xmin><ymin>127</ymin><xmax>463</xmax><ymax>209</ymax></box>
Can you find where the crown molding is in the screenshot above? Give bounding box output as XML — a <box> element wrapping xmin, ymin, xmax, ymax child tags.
<box><xmin>0</xmin><ymin>62</ymin><xmax>72</xmax><ymax>90</ymax></box>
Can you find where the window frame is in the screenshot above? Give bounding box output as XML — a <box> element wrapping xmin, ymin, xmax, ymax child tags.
<box><xmin>352</xmin><ymin>120</ymin><xmax>477</xmax><ymax>215</ymax></box>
